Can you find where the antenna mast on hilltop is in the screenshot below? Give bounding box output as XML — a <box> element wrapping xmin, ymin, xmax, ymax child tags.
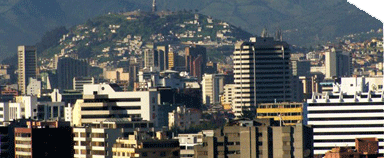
<box><xmin>152</xmin><ymin>0</ymin><xmax>157</xmax><ymax>12</ymax></box>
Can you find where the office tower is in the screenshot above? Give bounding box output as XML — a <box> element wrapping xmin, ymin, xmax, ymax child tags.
<box><xmin>232</xmin><ymin>36</ymin><xmax>292</xmax><ymax>117</ymax></box>
<box><xmin>18</xmin><ymin>46</ymin><xmax>38</xmax><ymax>95</ymax></box>
<box><xmin>168</xmin><ymin>49</ymin><xmax>177</xmax><ymax>70</ymax></box>
<box><xmin>292</xmin><ymin>60</ymin><xmax>311</xmax><ymax>77</ymax></box>
<box><xmin>185</xmin><ymin>45</ymin><xmax>206</xmax><ymax>81</ymax></box>
<box><xmin>194</xmin><ymin>119</ymin><xmax>313</xmax><ymax>158</ymax></box>
<box><xmin>144</xmin><ymin>43</ymin><xmax>158</xmax><ymax>69</ymax></box>
<box><xmin>72</xmin><ymin>83</ymin><xmax>160</xmax><ymax>127</ymax></box>
<box><xmin>306</xmin><ymin>77</ymin><xmax>384</xmax><ymax>156</ymax></box>
<box><xmin>325</xmin><ymin>48</ymin><xmax>352</xmax><ymax>79</ymax></box>
<box><xmin>157</xmin><ymin>45</ymin><xmax>169</xmax><ymax>71</ymax></box>
<box><xmin>256</xmin><ymin>102</ymin><xmax>304</xmax><ymax>126</ymax></box>
<box><xmin>56</xmin><ymin>57</ymin><xmax>89</xmax><ymax>90</ymax></box>
<box><xmin>14</xmin><ymin>121</ymin><xmax>73</xmax><ymax>158</ymax></box>
<box><xmin>201</xmin><ymin>74</ymin><xmax>221</xmax><ymax>105</ymax></box>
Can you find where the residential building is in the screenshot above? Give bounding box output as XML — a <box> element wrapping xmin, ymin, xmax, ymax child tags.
<box><xmin>194</xmin><ymin>119</ymin><xmax>313</xmax><ymax>158</ymax></box>
<box><xmin>168</xmin><ymin>106</ymin><xmax>201</xmax><ymax>131</ymax></box>
<box><xmin>112</xmin><ymin>130</ymin><xmax>180</xmax><ymax>158</ymax></box>
<box><xmin>8</xmin><ymin>96</ymin><xmax>38</xmax><ymax>121</ymax></box>
<box><xmin>256</xmin><ymin>102</ymin><xmax>304</xmax><ymax>126</ymax></box>
<box><xmin>72</xmin><ymin>83</ymin><xmax>160</xmax><ymax>127</ymax></box>
<box><xmin>26</xmin><ymin>78</ymin><xmax>41</xmax><ymax>97</ymax></box>
<box><xmin>232</xmin><ymin>36</ymin><xmax>292</xmax><ymax>117</ymax></box>
<box><xmin>0</xmin><ymin>103</ymin><xmax>9</xmax><ymax>126</ymax></box>
<box><xmin>56</xmin><ymin>57</ymin><xmax>89</xmax><ymax>90</ymax></box>
<box><xmin>222</xmin><ymin>84</ymin><xmax>237</xmax><ymax>110</ymax></box>
<box><xmin>0</xmin><ymin>120</ymin><xmax>28</xmax><ymax>158</ymax></box>
<box><xmin>175</xmin><ymin>131</ymin><xmax>214</xmax><ymax>158</ymax></box>
<box><xmin>307</xmin><ymin>91</ymin><xmax>384</xmax><ymax>156</ymax></box>
<box><xmin>14</xmin><ymin>121</ymin><xmax>73</xmax><ymax>158</ymax></box>
<box><xmin>103</xmin><ymin>68</ymin><xmax>129</xmax><ymax>83</ymax></box>
<box><xmin>18</xmin><ymin>45</ymin><xmax>38</xmax><ymax>95</ymax></box>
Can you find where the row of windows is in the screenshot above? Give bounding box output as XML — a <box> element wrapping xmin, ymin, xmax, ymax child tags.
<box><xmin>308</xmin><ymin>117</ymin><xmax>384</xmax><ymax>121</ymax></box>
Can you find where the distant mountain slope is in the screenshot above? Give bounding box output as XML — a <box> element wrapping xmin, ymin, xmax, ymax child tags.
<box><xmin>0</xmin><ymin>0</ymin><xmax>382</xmax><ymax>61</ymax></box>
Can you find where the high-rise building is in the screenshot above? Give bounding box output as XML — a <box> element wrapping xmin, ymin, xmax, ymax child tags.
<box><xmin>201</xmin><ymin>74</ymin><xmax>221</xmax><ymax>105</ymax></box>
<box><xmin>144</xmin><ymin>43</ymin><xmax>158</xmax><ymax>70</ymax></box>
<box><xmin>306</xmin><ymin>78</ymin><xmax>384</xmax><ymax>156</ymax></box>
<box><xmin>232</xmin><ymin>36</ymin><xmax>292</xmax><ymax>117</ymax></box>
<box><xmin>18</xmin><ymin>46</ymin><xmax>38</xmax><ymax>95</ymax></box>
<box><xmin>157</xmin><ymin>45</ymin><xmax>169</xmax><ymax>71</ymax></box>
<box><xmin>56</xmin><ymin>57</ymin><xmax>89</xmax><ymax>90</ymax></box>
<box><xmin>168</xmin><ymin>49</ymin><xmax>177</xmax><ymax>70</ymax></box>
<box><xmin>73</xmin><ymin>77</ymin><xmax>95</xmax><ymax>92</ymax></box>
<box><xmin>185</xmin><ymin>45</ymin><xmax>206</xmax><ymax>81</ymax></box>
<box><xmin>325</xmin><ymin>48</ymin><xmax>352</xmax><ymax>79</ymax></box>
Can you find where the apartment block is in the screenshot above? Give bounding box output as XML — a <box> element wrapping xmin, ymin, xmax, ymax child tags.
<box><xmin>168</xmin><ymin>106</ymin><xmax>201</xmax><ymax>131</ymax></box>
<box><xmin>194</xmin><ymin>119</ymin><xmax>313</xmax><ymax>158</ymax></box>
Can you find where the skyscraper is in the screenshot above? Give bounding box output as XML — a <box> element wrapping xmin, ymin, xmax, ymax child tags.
<box><xmin>157</xmin><ymin>45</ymin><xmax>168</xmax><ymax>71</ymax></box>
<box><xmin>232</xmin><ymin>36</ymin><xmax>292</xmax><ymax>117</ymax></box>
<box><xmin>325</xmin><ymin>48</ymin><xmax>352</xmax><ymax>79</ymax></box>
<box><xmin>56</xmin><ymin>57</ymin><xmax>89</xmax><ymax>90</ymax></box>
<box><xmin>18</xmin><ymin>46</ymin><xmax>38</xmax><ymax>95</ymax></box>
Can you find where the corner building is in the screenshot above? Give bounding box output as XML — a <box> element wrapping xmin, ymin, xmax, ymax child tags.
<box><xmin>233</xmin><ymin>37</ymin><xmax>292</xmax><ymax>117</ymax></box>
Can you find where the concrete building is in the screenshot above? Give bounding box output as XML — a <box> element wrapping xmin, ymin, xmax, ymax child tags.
<box><xmin>14</xmin><ymin>121</ymin><xmax>73</xmax><ymax>158</ymax></box>
<box><xmin>325</xmin><ymin>48</ymin><xmax>352</xmax><ymax>79</ymax></box>
<box><xmin>256</xmin><ymin>102</ymin><xmax>304</xmax><ymax>126</ymax></box>
<box><xmin>36</xmin><ymin>101</ymin><xmax>65</xmax><ymax>121</ymax></box>
<box><xmin>112</xmin><ymin>131</ymin><xmax>180</xmax><ymax>158</ymax></box>
<box><xmin>292</xmin><ymin>60</ymin><xmax>311</xmax><ymax>77</ymax></box>
<box><xmin>232</xmin><ymin>36</ymin><xmax>292</xmax><ymax>117</ymax></box>
<box><xmin>175</xmin><ymin>131</ymin><xmax>214</xmax><ymax>158</ymax></box>
<box><xmin>144</xmin><ymin>44</ymin><xmax>158</xmax><ymax>69</ymax></box>
<box><xmin>26</xmin><ymin>78</ymin><xmax>41</xmax><ymax>97</ymax></box>
<box><xmin>18</xmin><ymin>46</ymin><xmax>38</xmax><ymax>95</ymax></box>
<box><xmin>194</xmin><ymin>119</ymin><xmax>313</xmax><ymax>158</ymax></box>
<box><xmin>103</xmin><ymin>67</ymin><xmax>129</xmax><ymax>83</ymax></box>
<box><xmin>201</xmin><ymin>74</ymin><xmax>221</xmax><ymax>105</ymax></box>
<box><xmin>168</xmin><ymin>106</ymin><xmax>201</xmax><ymax>131</ymax></box>
<box><xmin>157</xmin><ymin>45</ymin><xmax>169</xmax><ymax>71</ymax></box>
<box><xmin>56</xmin><ymin>57</ymin><xmax>89</xmax><ymax>90</ymax></box>
<box><xmin>72</xmin><ymin>83</ymin><xmax>160</xmax><ymax>127</ymax></box>
<box><xmin>8</xmin><ymin>96</ymin><xmax>38</xmax><ymax>121</ymax></box>
<box><xmin>73</xmin><ymin>77</ymin><xmax>95</xmax><ymax>92</ymax></box>
<box><xmin>307</xmin><ymin>91</ymin><xmax>384</xmax><ymax>156</ymax></box>
<box><xmin>222</xmin><ymin>84</ymin><xmax>237</xmax><ymax>110</ymax></box>
<box><xmin>168</xmin><ymin>50</ymin><xmax>177</xmax><ymax>70</ymax></box>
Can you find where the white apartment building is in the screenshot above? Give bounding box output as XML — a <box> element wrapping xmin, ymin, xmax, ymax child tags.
<box><xmin>175</xmin><ymin>131</ymin><xmax>213</xmax><ymax>158</ymax></box>
<box><xmin>168</xmin><ymin>106</ymin><xmax>201</xmax><ymax>131</ymax></box>
<box><xmin>26</xmin><ymin>78</ymin><xmax>41</xmax><ymax>97</ymax></box>
<box><xmin>222</xmin><ymin>84</ymin><xmax>237</xmax><ymax>106</ymax></box>
<box><xmin>306</xmin><ymin>77</ymin><xmax>384</xmax><ymax>156</ymax></box>
<box><xmin>73</xmin><ymin>83</ymin><xmax>160</xmax><ymax>127</ymax></box>
<box><xmin>201</xmin><ymin>74</ymin><xmax>221</xmax><ymax>105</ymax></box>
<box><xmin>8</xmin><ymin>96</ymin><xmax>38</xmax><ymax>121</ymax></box>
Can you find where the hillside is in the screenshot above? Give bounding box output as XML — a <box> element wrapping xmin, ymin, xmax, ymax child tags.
<box><xmin>0</xmin><ymin>0</ymin><xmax>382</xmax><ymax>61</ymax></box>
<box><xmin>37</xmin><ymin>12</ymin><xmax>252</xmax><ymax>69</ymax></box>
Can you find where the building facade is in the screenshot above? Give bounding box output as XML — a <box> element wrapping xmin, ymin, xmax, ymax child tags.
<box><xmin>168</xmin><ymin>106</ymin><xmax>201</xmax><ymax>131</ymax></box>
<box><xmin>256</xmin><ymin>102</ymin><xmax>304</xmax><ymax>126</ymax></box>
<box><xmin>232</xmin><ymin>37</ymin><xmax>292</xmax><ymax>117</ymax></box>
<box><xmin>18</xmin><ymin>46</ymin><xmax>38</xmax><ymax>95</ymax></box>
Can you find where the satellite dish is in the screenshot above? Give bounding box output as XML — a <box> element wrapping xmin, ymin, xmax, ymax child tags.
<box><xmin>304</xmin><ymin>149</ymin><xmax>311</xmax><ymax>157</ymax></box>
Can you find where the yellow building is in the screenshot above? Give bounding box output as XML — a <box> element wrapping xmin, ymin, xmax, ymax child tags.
<box><xmin>256</xmin><ymin>102</ymin><xmax>303</xmax><ymax>126</ymax></box>
<box><xmin>112</xmin><ymin>131</ymin><xmax>180</xmax><ymax>158</ymax></box>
